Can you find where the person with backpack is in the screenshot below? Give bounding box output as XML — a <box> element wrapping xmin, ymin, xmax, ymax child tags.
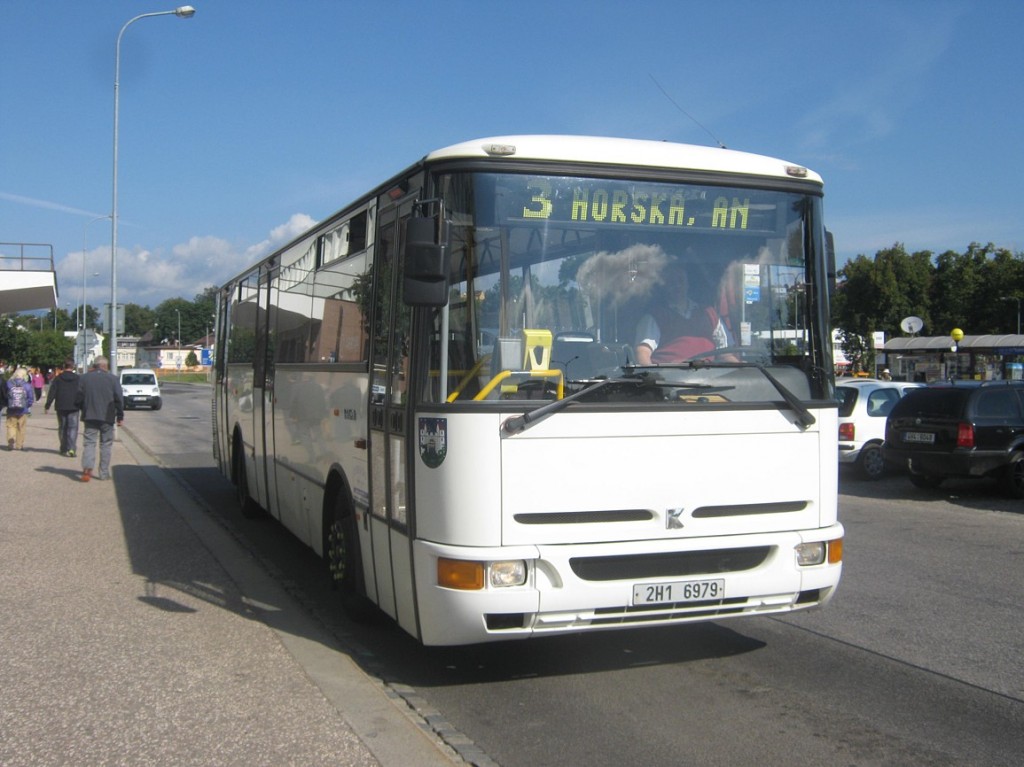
<box><xmin>45</xmin><ymin>359</ymin><xmax>81</xmax><ymax>457</ymax></box>
<box><xmin>5</xmin><ymin>368</ymin><xmax>35</xmax><ymax>450</ymax></box>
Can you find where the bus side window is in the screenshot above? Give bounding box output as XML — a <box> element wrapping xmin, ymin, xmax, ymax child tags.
<box><xmin>313</xmin><ymin>251</ymin><xmax>371</xmax><ymax>364</ymax></box>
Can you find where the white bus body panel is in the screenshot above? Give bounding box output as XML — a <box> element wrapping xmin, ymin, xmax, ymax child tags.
<box><xmin>426</xmin><ymin>135</ymin><xmax>823</xmax><ymax>185</ymax></box>
<box><xmin>412</xmin><ymin>407</ymin><xmax>840</xmax><ymax>645</ymax></box>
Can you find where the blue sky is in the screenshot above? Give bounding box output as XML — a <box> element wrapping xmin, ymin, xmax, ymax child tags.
<box><xmin>3</xmin><ymin>1</ymin><xmax>1023</xmax><ymax>312</ymax></box>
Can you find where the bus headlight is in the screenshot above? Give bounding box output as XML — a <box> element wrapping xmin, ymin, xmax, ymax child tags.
<box><xmin>490</xmin><ymin>560</ymin><xmax>528</xmax><ymax>588</ymax></box>
<box><xmin>795</xmin><ymin>538</ymin><xmax>843</xmax><ymax>566</ymax></box>
<box><xmin>795</xmin><ymin>541</ymin><xmax>826</xmax><ymax>566</ymax></box>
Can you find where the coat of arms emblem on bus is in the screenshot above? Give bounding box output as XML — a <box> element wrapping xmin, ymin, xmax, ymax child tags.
<box><xmin>419</xmin><ymin>417</ymin><xmax>448</xmax><ymax>468</ymax></box>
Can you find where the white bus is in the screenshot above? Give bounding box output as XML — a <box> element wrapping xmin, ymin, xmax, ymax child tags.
<box><xmin>212</xmin><ymin>135</ymin><xmax>843</xmax><ymax>646</ymax></box>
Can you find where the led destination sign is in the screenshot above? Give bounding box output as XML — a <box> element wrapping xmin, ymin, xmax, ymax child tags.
<box><xmin>510</xmin><ymin>176</ymin><xmax>779</xmax><ymax>233</ymax></box>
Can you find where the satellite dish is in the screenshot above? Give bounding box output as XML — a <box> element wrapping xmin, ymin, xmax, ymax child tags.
<box><xmin>900</xmin><ymin>316</ymin><xmax>924</xmax><ymax>335</ymax></box>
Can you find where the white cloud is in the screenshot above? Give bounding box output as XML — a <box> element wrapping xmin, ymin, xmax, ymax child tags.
<box><xmin>0</xmin><ymin>191</ymin><xmax>100</xmax><ymax>218</ymax></box>
<box><xmin>244</xmin><ymin>213</ymin><xmax>318</xmax><ymax>262</ymax></box>
<box><xmin>55</xmin><ymin>213</ymin><xmax>319</xmax><ymax>309</ymax></box>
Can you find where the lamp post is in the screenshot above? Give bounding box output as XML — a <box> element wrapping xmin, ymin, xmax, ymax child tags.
<box><xmin>175</xmin><ymin>308</ymin><xmax>181</xmax><ymax>348</ymax></box>
<box><xmin>81</xmin><ymin>271</ymin><xmax>99</xmax><ymax>370</ymax></box>
<box><xmin>83</xmin><ymin>215</ymin><xmax>110</xmax><ymax>371</ymax></box>
<box><xmin>950</xmin><ymin>327</ymin><xmax>964</xmax><ymax>381</ymax></box>
<box><xmin>111</xmin><ymin>6</ymin><xmax>195</xmax><ymax>376</ymax></box>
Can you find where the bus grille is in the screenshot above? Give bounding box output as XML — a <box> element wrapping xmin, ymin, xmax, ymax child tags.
<box><xmin>569</xmin><ymin>546</ymin><xmax>771</xmax><ymax>581</ymax></box>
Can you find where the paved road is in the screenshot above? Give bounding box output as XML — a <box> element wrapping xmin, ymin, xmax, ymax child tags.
<box><xmin>0</xmin><ymin>392</ymin><xmax>462</xmax><ymax>767</ymax></box>
<box><xmin>132</xmin><ymin>383</ymin><xmax>1024</xmax><ymax>766</ymax></box>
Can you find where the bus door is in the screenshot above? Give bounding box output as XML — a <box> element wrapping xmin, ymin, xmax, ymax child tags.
<box><xmin>366</xmin><ymin>193</ymin><xmax>417</xmax><ymax>634</ymax></box>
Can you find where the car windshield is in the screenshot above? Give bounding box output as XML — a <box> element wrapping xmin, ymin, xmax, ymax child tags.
<box><xmin>423</xmin><ymin>171</ymin><xmax>832</xmax><ymax>407</ymax></box>
<box><xmin>123</xmin><ymin>374</ymin><xmax>156</xmax><ymax>386</ymax></box>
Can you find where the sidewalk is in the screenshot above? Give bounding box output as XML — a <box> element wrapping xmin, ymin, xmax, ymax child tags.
<box><xmin>0</xmin><ymin>413</ymin><xmax>462</xmax><ymax>767</ymax></box>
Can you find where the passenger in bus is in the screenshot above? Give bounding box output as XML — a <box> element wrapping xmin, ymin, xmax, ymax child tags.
<box><xmin>634</xmin><ymin>259</ymin><xmax>732</xmax><ymax>364</ymax></box>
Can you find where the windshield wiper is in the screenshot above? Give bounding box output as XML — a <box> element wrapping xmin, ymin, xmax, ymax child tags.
<box><xmin>501</xmin><ymin>363</ymin><xmax>814</xmax><ymax>434</ymax></box>
<box><xmin>754</xmin><ymin>364</ymin><xmax>815</xmax><ymax>428</ymax></box>
<box><xmin>637</xmin><ymin>359</ymin><xmax>816</xmax><ymax>429</ymax></box>
<box><xmin>501</xmin><ymin>376</ymin><xmax>633</xmax><ymax>436</ymax></box>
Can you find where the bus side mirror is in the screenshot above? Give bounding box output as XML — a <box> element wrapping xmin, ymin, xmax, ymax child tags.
<box><xmin>402</xmin><ymin>215</ymin><xmax>450</xmax><ymax>307</ymax></box>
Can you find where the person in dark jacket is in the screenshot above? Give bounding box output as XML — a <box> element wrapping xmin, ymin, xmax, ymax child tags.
<box><xmin>75</xmin><ymin>356</ymin><xmax>124</xmax><ymax>482</ymax></box>
<box><xmin>45</xmin><ymin>359</ymin><xmax>81</xmax><ymax>457</ymax></box>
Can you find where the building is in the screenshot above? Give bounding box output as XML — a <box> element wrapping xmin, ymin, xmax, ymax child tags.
<box><xmin>882</xmin><ymin>334</ymin><xmax>1024</xmax><ymax>381</ymax></box>
<box><xmin>135</xmin><ymin>341</ymin><xmax>210</xmax><ymax>373</ymax></box>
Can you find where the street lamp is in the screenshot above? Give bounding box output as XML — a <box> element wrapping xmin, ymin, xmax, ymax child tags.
<box><xmin>83</xmin><ymin>215</ymin><xmax>110</xmax><ymax>371</ymax></box>
<box><xmin>950</xmin><ymin>327</ymin><xmax>964</xmax><ymax>381</ymax></box>
<box><xmin>175</xmin><ymin>308</ymin><xmax>181</xmax><ymax>348</ymax></box>
<box><xmin>111</xmin><ymin>5</ymin><xmax>195</xmax><ymax>375</ymax></box>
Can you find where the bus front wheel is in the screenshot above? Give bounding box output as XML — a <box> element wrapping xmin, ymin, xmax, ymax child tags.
<box><xmin>232</xmin><ymin>442</ymin><xmax>260</xmax><ymax>519</ymax></box>
<box><xmin>324</xmin><ymin>495</ymin><xmax>374</xmax><ymax>621</ymax></box>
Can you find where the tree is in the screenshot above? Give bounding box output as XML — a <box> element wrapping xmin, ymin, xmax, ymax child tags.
<box><xmin>931</xmin><ymin>243</ymin><xmax>990</xmax><ymax>335</ymax></box>
<box><xmin>832</xmin><ymin>242</ymin><xmax>1024</xmax><ymax>372</ymax></box>
<box><xmin>25</xmin><ymin>330</ymin><xmax>75</xmax><ymax>371</ymax></box>
<box><xmin>0</xmin><ymin>317</ymin><xmax>30</xmax><ymax>364</ymax></box>
<box><xmin>80</xmin><ymin>304</ymin><xmax>101</xmax><ymax>330</ymax></box>
<box><xmin>154</xmin><ymin>297</ymin><xmax>198</xmax><ymax>346</ymax></box>
<box><xmin>124</xmin><ymin>303</ymin><xmax>156</xmax><ymax>337</ymax></box>
<box><xmin>833</xmin><ymin>243</ymin><xmax>934</xmax><ymax>371</ymax></box>
<box><xmin>43</xmin><ymin>307</ymin><xmax>77</xmax><ymax>333</ymax></box>
<box><xmin>976</xmin><ymin>246</ymin><xmax>1024</xmax><ymax>333</ymax></box>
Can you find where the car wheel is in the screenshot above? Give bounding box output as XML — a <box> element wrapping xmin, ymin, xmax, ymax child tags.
<box><xmin>1000</xmin><ymin>452</ymin><xmax>1024</xmax><ymax>499</ymax></box>
<box><xmin>857</xmin><ymin>444</ymin><xmax>886</xmax><ymax>481</ymax></box>
<box><xmin>152</xmin><ymin>398</ymin><xmax>162</xmax><ymax>411</ymax></box>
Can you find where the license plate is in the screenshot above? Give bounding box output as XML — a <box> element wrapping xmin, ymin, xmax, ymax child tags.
<box><xmin>632</xmin><ymin>579</ymin><xmax>725</xmax><ymax>605</ymax></box>
<box><xmin>904</xmin><ymin>431</ymin><xmax>935</xmax><ymax>444</ymax></box>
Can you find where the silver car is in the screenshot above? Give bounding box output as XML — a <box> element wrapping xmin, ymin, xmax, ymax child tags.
<box><xmin>837</xmin><ymin>378</ymin><xmax>922</xmax><ymax>480</ymax></box>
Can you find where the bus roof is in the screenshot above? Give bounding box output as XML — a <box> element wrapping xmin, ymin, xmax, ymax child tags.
<box><xmin>425</xmin><ymin>135</ymin><xmax>823</xmax><ymax>185</ymax></box>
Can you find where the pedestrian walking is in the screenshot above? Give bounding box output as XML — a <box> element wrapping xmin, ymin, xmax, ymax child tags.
<box><xmin>30</xmin><ymin>367</ymin><xmax>45</xmax><ymax>401</ymax></box>
<box><xmin>75</xmin><ymin>356</ymin><xmax>124</xmax><ymax>482</ymax></box>
<box><xmin>5</xmin><ymin>368</ymin><xmax>35</xmax><ymax>450</ymax></box>
<box><xmin>44</xmin><ymin>359</ymin><xmax>81</xmax><ymax>457</ymax></box>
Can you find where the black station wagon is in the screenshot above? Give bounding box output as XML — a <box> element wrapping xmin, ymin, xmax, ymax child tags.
<box><xmin>883</xmin><ymin>381</ymin><xmax>1024</xmax><ymax>497</ymax></box>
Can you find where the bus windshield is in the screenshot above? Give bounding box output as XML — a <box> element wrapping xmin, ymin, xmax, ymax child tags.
<box><xmin>427</xmin><ymin>171</ymin><xmax>831</xmax><ymax>406</ymax></box>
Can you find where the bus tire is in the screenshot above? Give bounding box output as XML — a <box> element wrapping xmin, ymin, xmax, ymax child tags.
<box><xmin>233</xmin><ymin>440</ymin><xmax>260</xmax><ymax>519</ymax></box>
<box><xmin>324</xmin><ymin>494</ymin><xmax>374</xmax><ymax>621</ymax></box>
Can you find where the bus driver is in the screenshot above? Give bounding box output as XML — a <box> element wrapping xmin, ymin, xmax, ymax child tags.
<box><xmin>634</xmin><ymin>259</ymin><xmax>731</xmax><ymax>364</ymax></box>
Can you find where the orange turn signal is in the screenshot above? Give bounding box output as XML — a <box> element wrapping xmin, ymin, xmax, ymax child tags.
<box><xmin>828</xmin><ymin>538</ymin><xmax>843</xmax><ymax>564</ymax></box>
<box><xmin>438</xmin><ymin>558</ymin><xmax>485</xmax><ymax>590</ymax></box>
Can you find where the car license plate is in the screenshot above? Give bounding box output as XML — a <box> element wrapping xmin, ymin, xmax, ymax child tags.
<box><xmin>904</xmin><ymin>431</ymin><xmax>935</xmax><ymax>444</ymax></box>
<box><xmin>632</xmin><ymin>579</ymin><xmax>725</xmax><ymax>605</ymax></box>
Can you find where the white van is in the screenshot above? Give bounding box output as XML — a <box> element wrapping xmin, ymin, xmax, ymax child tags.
<box><xmin>120</xmin><ymin>368</ymin><xmax>162</xmax><ymax>410</ymax></box>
